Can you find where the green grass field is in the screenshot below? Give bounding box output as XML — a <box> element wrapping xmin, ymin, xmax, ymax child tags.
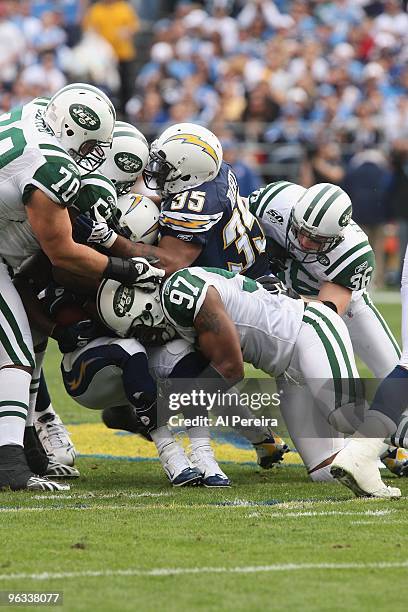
<box><xmin>1</xmin><ymin>303</ymin><xmax>407</xmax><ymax>612</ymax></box>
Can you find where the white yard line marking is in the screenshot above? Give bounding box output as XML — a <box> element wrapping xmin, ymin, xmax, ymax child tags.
<box><xmin>0</xmin><ymin>506</ymin><xmax>397</xmax><ymax>517</ymax></box>
<box><xmin>1</xmin><ymin>560</ymin><xmax>408</xmax><ymax>581</ymax></box>
<box><xmin>32</xmin><ymin>492</ymin><xmax>170</xmax><ymax>501</ymax></box>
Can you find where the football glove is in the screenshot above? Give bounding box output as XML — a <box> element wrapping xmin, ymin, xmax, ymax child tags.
<box><xmin>103</xmin><ymin>257</ymin><xmax>165</xmax><ymax>291</ymax></box>
<box><xmin>73</xmin><ymin>214</ymin><xmax>117</xmax><ymax>248</ymax></box>
<box><xmin>53</xmin><ymin>319</ymin><xmax>102</xmax><ymax>354</ymax></box>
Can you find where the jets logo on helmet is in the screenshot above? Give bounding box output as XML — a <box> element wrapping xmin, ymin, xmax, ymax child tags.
<box><xmin>114</xmin><ymin>152</ymin><xmax>142</xmax><ymax>174</ymax></box>
<box><xmin>70</xmin><ymin>104</ymin><xmax>101</xmax><ymax>130</ymax></box>
<box><xmin>286</xmin><ymin>183</ymin><xmax>352</xmax><ymax>262</ymax></box>
<box><xmin>98</xmin><ymin>121</ymin><xmax>149</xmax><ymax>196</ymax></box>
<box><xmin>113</xmin><ymin>285</ymin><xmax>135</xmax><ymax>317</ymax></box>
<box><xmin>44</xmin><ymin>83</ymin><xmax>116</xmax><ymax>172</ymax></box>
<box><xmin>143</xmin><ymin>122</ymin><xmax>223</xmax><ymax>196</ymax></box>
<box><xmin>97</xmin><ymin>280</ymin><xmax>165</xmax><ymax>338</ymax></box>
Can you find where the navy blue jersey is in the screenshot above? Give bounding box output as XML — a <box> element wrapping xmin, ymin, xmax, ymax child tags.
<box><xmin>159</xmin><ymin>162</ymin><xmax>268</xmax><ymax>279</ymax></box>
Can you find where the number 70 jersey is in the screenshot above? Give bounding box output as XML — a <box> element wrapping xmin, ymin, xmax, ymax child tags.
<box><xmin>0</xmin><ymin>98</ymin><xmax>81</xmax><ymax>235</ymax></box>
<box><xmin>159</xmin><ymin>162</ymin><xmax>269</xmax><ymax>279</ymax></box>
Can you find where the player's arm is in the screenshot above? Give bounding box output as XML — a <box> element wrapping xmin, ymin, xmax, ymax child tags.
<box><xmin>26</xmin><ymin>189</ymin><xmax>108</xmax><ymax>277</ymax></box>
<box><xmin>194</xmin><ymin>287</ymin><xmax>244</xmax><ymax>382</ymax></box>
<box><xmin>316</xmin><ymin>281</ymin><xmax>352</xmax><ymax>315</ymax></box>
<box><xmin>108</xmin><ymin>234</ymin><xmax>201</xmax><ymax>276</ymax></box>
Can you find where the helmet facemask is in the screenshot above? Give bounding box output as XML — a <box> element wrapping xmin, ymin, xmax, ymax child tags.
<box><xmin>143</xmin><ymin>149</ymin><xmax>183</xmax><ymax>195</ymax></box>
<box><xmin>70</xmin><ymin>139</ymin><xmax>111</xmax><ymax>173</ymax></box>
<box><xmin>286</xmin><ymin>210</ymin><xmax>343</xmax><ymax>263</ymax></box>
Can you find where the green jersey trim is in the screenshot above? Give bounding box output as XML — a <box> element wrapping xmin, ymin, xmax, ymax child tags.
<box><xmin>161</xmin><ymin>269</ymin><xmax>209</xmax><ymax>331</ymax></box>
<box><xmin>324</xmin><ymin>241</ymin><xmax>371</xmax><ymax>276</ymax></box>
<box><xmin>329</xmin><ymin>249</ymin><xmax>375</xmax><ymax>291</ymax></box>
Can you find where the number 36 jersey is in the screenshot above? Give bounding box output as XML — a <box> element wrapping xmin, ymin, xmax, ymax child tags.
<box><xmin>0</xmin><ymin>98</ymin><xmax>81</xmax><ymax>231</ymax></box>
<box><xmin>161</xmin><ymin>267</ymin><xmax>305</xmax><ymax>376</ymax></box>
<box><xmin>159</xmin><ymin>162</ymin><xmax>268</xmax><ymax>279</ymax></box>
<box><xmin>249</xmin><ymin>181</ymin><xmax>376</xmax><ymax>300</ymax></box>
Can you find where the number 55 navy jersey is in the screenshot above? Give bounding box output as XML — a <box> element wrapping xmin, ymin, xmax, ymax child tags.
<box><xmin>159</xmin><ymin>162</ymin><xmax>268</xmax><ymax>279</ymax></box>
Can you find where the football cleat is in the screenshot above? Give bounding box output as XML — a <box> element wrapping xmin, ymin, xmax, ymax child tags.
<box><xmin>35</xmin><ymin>411</ymin><xmax>76</xmax><ymax>466</ymax></box>
<box><xmin>189</xmin><ymin>446</ymin><xmax>231</xmax><ymax>487</ymax></box>
<box><xmin>253</xmin><ymin>430</ymin><xmax>290</xmax><ymax>469</ymax></box>
<box><xmin>102</xmin><ymin>406</ymin><xmax>152</xmax><ymax>440</ymax></box>
<box><xmin>381</xmin><ymin>447</ymin><xmax>408</xmax><ymax>477</ymax></box>
<box><xmin>159</xmin><ymin>442</ymin><xmax>202</xmax><ymax>487</ymax></box>
<box><xmin>46</xmin><ymin>460</ymin><xmax>80</xmax><ymax>479</ymax></box>
<box><xmin>330</xmin><ymin>438</ymin><xmax>401</xmax><ymax>498</ymax></box>
<box><xmin>0</xmin><ymin>445</ymin><xmax>69</xmax><ymax>492</ymax></box>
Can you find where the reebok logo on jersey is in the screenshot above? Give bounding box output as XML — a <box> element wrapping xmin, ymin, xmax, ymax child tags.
<box><xmin>355</xmin><ymin>260</ymin><xmax>368</xmax><ymax>274</ymax></box>
<box><xmin>69</xmin><ymin>104</ymin><xmax>101</xmax><ymax>131</ymax></box>
<box><xmin>177</xmin><ymin>234</ymin><xmax>193</xmax><ymax>241</ymax></box>
<box><xmin>113</xmin><ymin>285</ymin><xmax>135</xmax><ymax>317</ymax></box>
<box><xmin>266</xmin><ymin>209</ymin><xmax>284</xmax><ymax>224</ymax></box>
<box><xmin>114</xmin><ymin>152</ymin><xmax>142</xmax><ymax>174</ymax></box>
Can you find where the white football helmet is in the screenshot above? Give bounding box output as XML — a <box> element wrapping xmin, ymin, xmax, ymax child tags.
<box><xmin>143</xmin><ymin>122</ymin><xmax>223</xmax><ymax>196</ymax></box>
<box><xmin>97</xmin><ymin>279</ymin><xmax>165</xmax><ymax>338</ymax></box>
<box><xmin>98</xmin><ymin>121</ymin><xmax>149</xmax><ymax>196</ymax></box>
<box><xmin>44</xmin><ymin>83</ymin><xmax>116</xmax><ymax>172</ymax></box>
<box><xmin>114</xmin><ymin>193</ymin><xmax>159</xmax><ymax>244</ymax></box>
<box><xmin>286</xmin><ymin>183</ymin><xmax>352</xmax><ymax>260</ymax></box>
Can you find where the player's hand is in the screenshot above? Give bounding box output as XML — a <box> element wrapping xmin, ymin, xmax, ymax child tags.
<box><xmin>53</xmin><ymin>319</ymin><xmax>102</xmax><ymax>354</ymax></box>
<box><xmin>73</xmin><ymin>214</ymin><xmax>117</xmax><ymax>248</ymax></box>
<box><xmin>43</xmin><ymin>282</ymin><xmax>84</xmax><ymax>318</ymax></box>
<box><xmin>103</xmin><ymin>257</ymin><xmax>165</xmax><ymax>291</ymax></box>
<box><xmin>132</xmin><ymin>322</ymin><xmax>177</xmax><ymax>346</ymax></box>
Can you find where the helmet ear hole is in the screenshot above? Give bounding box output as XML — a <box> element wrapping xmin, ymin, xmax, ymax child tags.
<box><xmin>66</xmin><ymin>129</ymin><xmax>74</xmax><ymax>136</ymax></box>
<box><xmin>181</xmin><ymin>175</ymin><xmax>191</xmax><ymax>182</ymax></box>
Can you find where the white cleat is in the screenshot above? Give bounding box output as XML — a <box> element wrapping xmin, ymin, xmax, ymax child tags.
<box><xmin>330</xmin><ymin>438</ymin><xmax>401</xmax><ymax>499</ymax></box>
<box><xmin>46</xmin><ymin>460</ymin><xmax>80</xmax><ymax>479</ymax></box>
<box><xmin>26</xmin><ymin>476</ymin><xmax>70</xmax><ymax>492</ymax></box>
<box><xmin>190</xmin><ymin>446</ymin><xmax>231</xmax><ymax>487</ymax></box>
<box><xmin>159</xmin><ymin>442</ymin><xmax>202</xmax><ymax>487</ymax></box>
<box><xmin>35</xmin><ymin>412</ymin><xmax>76</xmax><ymax>466</ymax></box>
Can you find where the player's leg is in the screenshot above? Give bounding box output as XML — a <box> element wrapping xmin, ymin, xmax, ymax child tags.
<box><xmin>0</xmin><ymin>265</ymin><xmax>67</xmax><ymax>491</ymax></box>
<box><xmin>287</xmin><ymin>302</ymin><xmax>361</xmax><ymax>480</ymax></box>
<box><xmin>148</xmin><ymin>339</ymin><xmax>230</xmax><ymax>486</ymax></box>
<box><xmin>343</xmin><ymin>292</ymin><xmax>408</xmax><ymax>475</ymax></box>
<box><xmin>62</xmin><ymin>337</ymin><xmax>201</xmax><ymax>486</ymax></box>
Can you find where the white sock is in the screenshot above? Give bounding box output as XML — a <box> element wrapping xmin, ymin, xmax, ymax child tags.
<box><xmin>187</xmin><ymin>426</ymin><xmax>212</xmax><ymax>453</ymax></box>
<box><xmin>0</xmin><ymin>369</ymin><xmax>31</xmax><ymax>446</ymax></box>
<box><xmin>150</xmin><ymin>426</ymin><xmax>179</xmax><ymax>456</ymax></box>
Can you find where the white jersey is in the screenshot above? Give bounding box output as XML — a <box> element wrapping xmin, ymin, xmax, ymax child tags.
<box><xmin>249</xmin><ymin>181</ymin><xmax>375</xmax><ymax>300</ymax></box>
<box><xmin>161</xmin><ymin>267</ymin><xmax>305</xmax><ymax>376</ymax></box>
<box><xmin>0</xmin><ymin>97</ymin><xmax>82</xmax><ymax>266</ymax></box>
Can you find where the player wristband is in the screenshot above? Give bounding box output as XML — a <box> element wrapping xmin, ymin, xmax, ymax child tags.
<box><xmin>103</xmin><ymin>257</ymin><xmax>137</xmax><ymax>285</ymax></box>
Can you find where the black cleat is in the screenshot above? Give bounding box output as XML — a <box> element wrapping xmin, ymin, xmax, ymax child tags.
<box><xmin>102</xmin><ymin>406</ymin><xmax>152</xmax><ymax>441</ymax></box>
<box><xmin>24</xmin><ymin>426</ymin><xmax>49</xmax><ymax>475</ymax></box>
<box><xmin>0</xmin><ymin>445</ymin><xmax>69</xmax><ymax>491</ymax></box>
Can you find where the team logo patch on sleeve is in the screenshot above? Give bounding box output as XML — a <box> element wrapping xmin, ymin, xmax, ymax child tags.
<box><xmin>69</xmin><ymin>104</ymin><xmax>101</xmax><ymax>130</ymax></box>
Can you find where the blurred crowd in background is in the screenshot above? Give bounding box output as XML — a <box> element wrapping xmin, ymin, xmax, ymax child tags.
<box><xmin>0</xmin><ymin>0</ymin><xmax>407</xmax><ymax>287</ymax></box>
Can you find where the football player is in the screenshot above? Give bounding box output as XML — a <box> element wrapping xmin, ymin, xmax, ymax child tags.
<box><xmin>97</xmin><ymin>268</ymin><xmax>388</xmax><ymax>488</ymax></box>
<box><xmin>33</xmin><ymin>121</ymin><xmax>152</xmax><ymax>467</ymax></box>
<box><xmin>332</xmin><ymin>244</ymin><xmax>408</xmax><ymax>497</ymax></box>
<box><xmin>0</xmin><ymin>85</ymin><xmax>163</xmax><ymax>491</ymax></box>
<box><xmin>249</xmin><ymin>181</ymin><xmax>408</xmax><ymax>476</ymax></box>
